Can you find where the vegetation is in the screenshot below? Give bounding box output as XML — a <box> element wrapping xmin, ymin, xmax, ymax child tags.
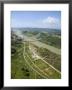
<box><xmin>38</xmin><ymin>33</ymin><xmax>61</xmax><ymax>49</ymax></box>
<box><xmin>30</xmin><ymin>44</ymin><xmax>61</xmax><ymax>71</ymax></box>
<box><xmin>22</xmin><ymin>30</ymin><xmax>61</xmax><ymax>48</ymax></box>
<box><xmin>11</xmin><ymin>28</ymin><xmax>61</xmax><ymax>79</ymax></box>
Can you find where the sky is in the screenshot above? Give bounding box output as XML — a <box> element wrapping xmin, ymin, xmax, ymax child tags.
<box><xmin>11</xmin><ymin>11</ymin><xmax>61</xmax><ymax>29</ymax></box>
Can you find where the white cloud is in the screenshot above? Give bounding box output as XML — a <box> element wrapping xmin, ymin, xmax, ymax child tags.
<box><xmin>43</xmin><ymin>16</ymin><xmax>59</xmax><ymax>24</ymax></box>
<box><xmin>41</xmin><ymin>16</ymin><xmax>60</xmax><ymax>29</ymax></box>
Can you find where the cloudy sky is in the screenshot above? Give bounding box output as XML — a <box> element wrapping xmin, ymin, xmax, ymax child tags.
<box><xmin>11</xmin><ymin>11</ymin><xmax>61</xmax><ymax>29</ymax></box>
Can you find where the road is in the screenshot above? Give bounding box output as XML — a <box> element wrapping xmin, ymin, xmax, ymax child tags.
<box><xmin>22</xmin><ymin>41</ymin><xmax>61</xmax><ymax>79</ymax></box>
<box><xmin>14</xmin><ymin>30</ymin><xmax>61</xmax><ymax>78</ymax></box>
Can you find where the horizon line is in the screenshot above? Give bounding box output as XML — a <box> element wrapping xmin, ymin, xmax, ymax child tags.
<box><xmin>11</xmin><ymin>27</ymin><xmax>61</xmax><ymax>30</ymax></box>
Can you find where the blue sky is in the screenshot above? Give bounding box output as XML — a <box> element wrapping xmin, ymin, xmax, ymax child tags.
<box><xmin>11</xmin><ymin>11</ymin><xmax>61</xmax><ymax>29</ymax></box>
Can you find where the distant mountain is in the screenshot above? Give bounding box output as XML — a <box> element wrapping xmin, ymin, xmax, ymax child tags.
<box><xmin>11</xmin><ymin>27</ymin><xmax>61</xmax><ymax>35</ymax></box>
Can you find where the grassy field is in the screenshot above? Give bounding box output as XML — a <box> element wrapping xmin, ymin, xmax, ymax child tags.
<box><xmin>23</xmin><ymin>31</ymin><xmax>61</xmax><ymax>49</ymax></box>
<box><xmin>11</xmin><ymin>30</ymin><xmax>61</xmax><ymax>79</ymax></box>
<box><xmin>30</xmin><ymin>44</ymin><xmax>61</xmax><ymax>71</ymax></box>
<box><xmin>23</xmin><ymin>35</ymin><xmax>61</xmax><ymax>55</ymax></box>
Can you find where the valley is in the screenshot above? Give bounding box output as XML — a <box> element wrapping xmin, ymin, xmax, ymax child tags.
<box><xmin>11</xmin><ymin>28</ymin><xmax>61</xmax><ymax>79</ymax></box>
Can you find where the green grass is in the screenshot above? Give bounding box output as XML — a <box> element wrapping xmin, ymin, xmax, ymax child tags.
<box><xmin>43</xmin><ymin>67</ymin><xmax>61</xmax><ymax>79</ymax></box>
<box><xmin>34</xmin><ymin>59</ymin><xmax>50</xmax><ymax>69</ymax></box>
<box><xmin>30</xmin><ymin>44</ymin><xmax>61</xmax><ymax>71</ymax></box>
<box><xmin>23</xmin><ymin>31</ymin><xmax>61</xmax><ymax>49</ymax></box>
<box><xmin>23</xmin><ymin>35</ymin><xmax>61</xmax><ymax>55</ymax></box>
<box><xmin>11</xmin><ymin>41</ymin><xmax>44</xmax><ymax>79</ymax></box>
<box><xmin>38</xmin><ymin>35</ymin><xmax>61</xmax><ymax>49</ymax></box>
